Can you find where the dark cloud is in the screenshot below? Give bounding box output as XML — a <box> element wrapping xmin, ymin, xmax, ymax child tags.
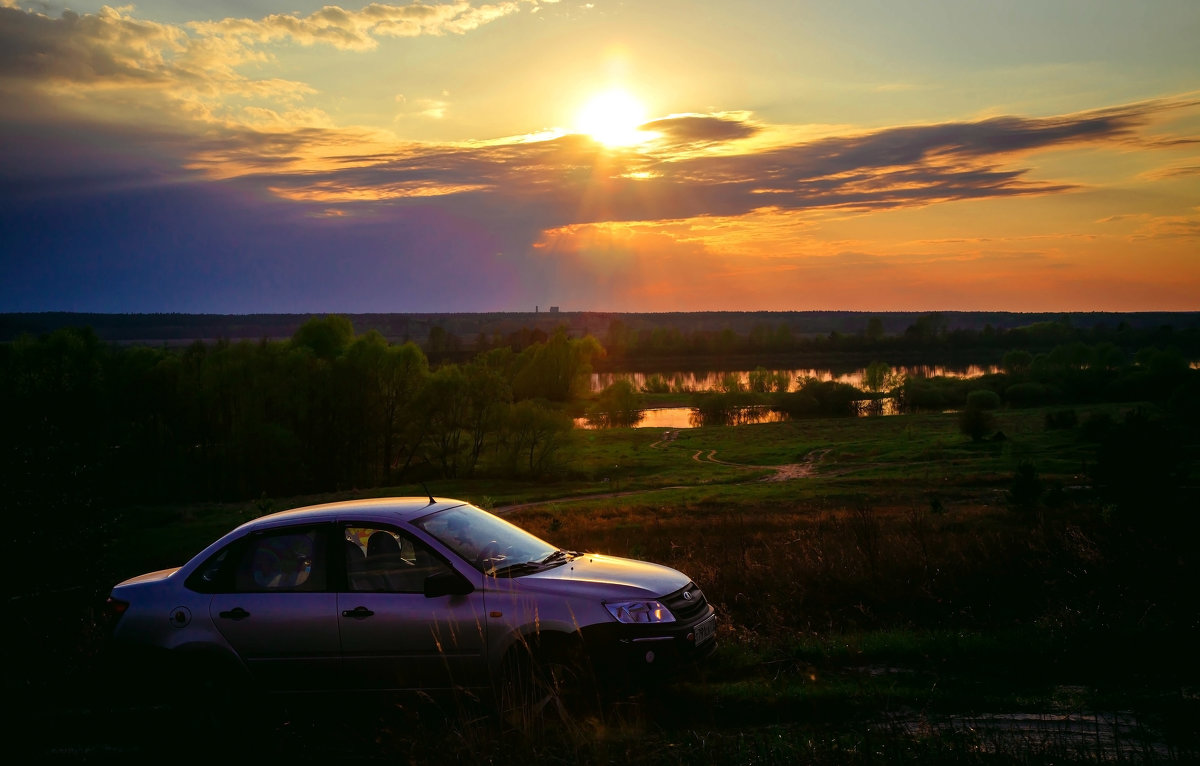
<box><xmin>0</xmin><ymin>7</ymin><xmax>183</xmax><ymax>85</ymax></box>
<box><xmin>641</xmin><ymin>114</ymin><xmax>760</xmax><ymax>145</ymax></box>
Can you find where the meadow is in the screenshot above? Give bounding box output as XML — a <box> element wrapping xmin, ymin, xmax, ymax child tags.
<box><xmin>16</xmin><ymin>400</ymin><xmax>1198</xmax><ymax>763</ymax></box>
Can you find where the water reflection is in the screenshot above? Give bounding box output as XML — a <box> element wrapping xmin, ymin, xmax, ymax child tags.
<box><xmin>575</xmin><ymin>399</ymin><xmax>898</xmax><ymax>430</ymax></box>
<box><xmin>590</xmin><ymin>364</ymin><xmax>996</xmax><ymax>393</ymax></box>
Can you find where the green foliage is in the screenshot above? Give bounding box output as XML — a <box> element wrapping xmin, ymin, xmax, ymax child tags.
<box><xmin>775</xmin><ymin>377</ymin><xmax>863</xmax><ymax>417</ymax></box>
<box><xmin>901</xmin><ymin>375</ymin><xmax>971</xmax><ymax>411</ymax></box>
<box><xmin>504</xmin><ymin>400</ymin><xmax>574</xmax><ymax>476</ymax></box>
<box><xmin>865</xmin><ymin>315</ymin><xmax>885</xmax><ymax>342</ymax></box>
<box><xmin>640</xmin><ymin>373</ymin><xmax>671</xmax><ymax>394</ymax></box>
<box><xmin>748</xmin><ymin>366</ymin><xmax>789</xmax><ymax>393</ymax></box>
<box><xmin>291</xmin><ymin>314</ymin><xmax>354</xmax><ymax>359</ymax></box>
<box><xmin>587</xmin><ymin>379</ymin><xmax>643</xmax><ymax>428</ymax></box>
<box><xmin>965</xmin><ymin>389</ymin><xmax>1001</xmax><ymax>411</ymax></box>
<box><xmin>511</xmin><ymin>327</ymin><xmax>602</xmax><ymax>402</ymax></box>
<box><xmin>862</xmin><ymin>360</ymin><xmax>898</xmax><ymax>392</ymax></box>
<box><xmin>958</xmin><ymin>406</ymin><xmax>996</xmax><ymax>442</ymax></box>
<box><xmin>1002</xmin><ymin>349</ymin><xmax>1033</xmax><ymax>375</ymax></box>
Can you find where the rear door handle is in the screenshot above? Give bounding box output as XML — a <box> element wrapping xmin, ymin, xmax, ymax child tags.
<box><xmin>218</xmin><ymin>607</ymin><xmax>250</xmax><ymax>621</ymax></box>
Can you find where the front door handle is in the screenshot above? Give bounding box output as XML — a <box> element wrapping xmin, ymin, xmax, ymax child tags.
<box><xmin>342</xmin><ymin>606</ymin><xmax>374</xmax><ymax>619</ymax></box>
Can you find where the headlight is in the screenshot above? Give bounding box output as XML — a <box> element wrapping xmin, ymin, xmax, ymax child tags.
<box><xmin>604</xmin><ymin>600</ymin><xmax>675</xmax><ymax>624</ymax></box>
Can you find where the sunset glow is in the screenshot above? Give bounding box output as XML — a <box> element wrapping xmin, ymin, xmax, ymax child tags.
<box><xmin>0</xmin><ymin>1</ymin><xmax>1197</xmax><ymax>313</ymax></box>
<box><xmin>575</xmin><ymin>89</ymin><xmax>652</xmax><ymax>147</ymax></box>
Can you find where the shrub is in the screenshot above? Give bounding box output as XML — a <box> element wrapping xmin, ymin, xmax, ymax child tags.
<box><xmin>958</xmin><ymin>406</ymin><xmax>996</xmax><ymax>442</ymax></box>
<box><xmin>965</xmin><ymin>389</ymin><xmax>1001</xmax><ymax>411</ymax></box>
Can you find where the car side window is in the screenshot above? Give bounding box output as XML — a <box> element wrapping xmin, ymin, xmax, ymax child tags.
<box><xmin>344</xmin><ymin>526</ymin><xmax>448</xmax><ymax>593</ymax></box>
<box><xmin>232</xmin><ymin>527</ymin><xmax>326</xmax><ymax>593</ymax></box>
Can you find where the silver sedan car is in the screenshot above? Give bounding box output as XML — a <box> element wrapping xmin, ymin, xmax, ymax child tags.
<box><xmin>104</xmin><ymin>497</ymin><xmax>716</xmax><ymax>707</ymax></box>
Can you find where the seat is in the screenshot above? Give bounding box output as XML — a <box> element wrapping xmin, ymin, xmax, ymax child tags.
<box><xmin>367</xmin><ymin>531</ymin><xmax>401</xmax><ymax>556</ymax></box>
<box><xmin>345</xmin><ymin>539</ymin><xmax>372</xmax><ymax>590</ymax></box>
<box><xmin>365</xmin><ymin>531</ymin><xmax>420</xmax><ymax>592</ymax></box>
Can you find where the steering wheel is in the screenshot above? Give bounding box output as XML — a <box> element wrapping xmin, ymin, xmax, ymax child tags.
<box><xmin>476</xmin><ymin>540</ymin><xmax>502</xmax><ymax>568</ymax></box>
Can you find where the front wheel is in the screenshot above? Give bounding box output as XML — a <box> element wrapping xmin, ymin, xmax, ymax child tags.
<box><xmin>498</xmin><ymin>638</ymin><xmax>599</xmax><ymax>729</ymax></box>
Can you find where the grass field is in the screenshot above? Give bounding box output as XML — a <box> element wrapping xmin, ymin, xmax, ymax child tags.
<box><xmin>15</xmin><ymin>403</ymin><xmax>1199</xmax><ymax>763</ymax></box>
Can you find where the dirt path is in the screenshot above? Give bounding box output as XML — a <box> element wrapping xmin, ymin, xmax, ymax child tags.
<box><xmin>497</xmin><ymin>445</ymin><xmax>827</xmax><ymax>514</ymax></box>
<box><xmin>689</xmin><ymin>447</ymin><xmax>829</xmax><ymax>482</ymax></box>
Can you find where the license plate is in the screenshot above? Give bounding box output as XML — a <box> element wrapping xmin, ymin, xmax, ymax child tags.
<box><xmin>693</xmin><ymin>615</ymin><xmax>716</xmax><ymax>646</ymax></box>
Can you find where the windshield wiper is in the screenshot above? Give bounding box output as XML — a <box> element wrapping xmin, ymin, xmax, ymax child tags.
<box><xmin>540</xmin><ymin>549</ymin><xmax>581</xmax><ymax>566</ymax></box>
<box><xmin>488</xmin><ymin>560</ymin><xmax>545</xmax><ymax>578</ymax></box>
<box><xmin>490</xmin><ymin>550</ymin><xmax>581</xmax><ymax>577</ymax></box>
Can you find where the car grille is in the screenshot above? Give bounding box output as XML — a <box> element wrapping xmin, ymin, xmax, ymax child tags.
<box><xmin>663</xmin><ymin>581</ymin><xmax>710</xmax><ymax>624</ymax></box>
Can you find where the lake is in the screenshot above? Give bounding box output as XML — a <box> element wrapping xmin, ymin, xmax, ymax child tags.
<box><xmin>589</xmin><ymin>363</ymin><xmax>997</xmax><ymax>393</ymax></box>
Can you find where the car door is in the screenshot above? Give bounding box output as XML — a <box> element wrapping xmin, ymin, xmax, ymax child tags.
<box><xmin>208</xmin><ymin>524</ymin><xmax>341</xmax><ymax>691</ymax></box>
<box><xmin>337</xmin><ymin>524</ymin><xmax>488</xmax><ymax>691</ymax></box>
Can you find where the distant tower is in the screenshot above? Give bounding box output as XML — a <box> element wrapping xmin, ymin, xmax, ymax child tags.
<box><xmin>536</xmin><ymin>305</ymin><xmax>539</xmax><ymax>313</ymax></box>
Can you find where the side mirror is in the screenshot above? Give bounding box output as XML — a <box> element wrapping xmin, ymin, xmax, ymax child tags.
<box><xmin>424</xmin><ymin>569</ymin><xmax>474</xmax><ymax>598</ymax></box>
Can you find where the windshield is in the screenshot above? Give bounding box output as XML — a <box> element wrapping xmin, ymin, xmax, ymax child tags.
<box><xmin>414</xmin><ymin>504</ymin><xmax>558</xmax><ymax>574</ymax></box>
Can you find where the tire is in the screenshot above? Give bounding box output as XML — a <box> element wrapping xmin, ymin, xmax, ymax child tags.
<box><xmin>498</xmin><ymin>636</ymin><xmax>599</xmax><ymax>730</ymax></box>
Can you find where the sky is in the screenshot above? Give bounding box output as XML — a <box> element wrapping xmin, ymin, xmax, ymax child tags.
<box><xmin>1</xmin><ymin>0</ymin><xmax>1197</xmax><ymax>314</ymax></box>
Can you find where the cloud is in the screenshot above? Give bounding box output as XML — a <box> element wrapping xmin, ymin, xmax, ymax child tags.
<box><xmin>221</xmin><ymin>97</ymin><xmax>1197</xmax><ymax>230</ymax></box>
<box><xmin>0</xmin><ymin>3</ymin><xmax>525</xmax><ymax>131</ymax></box>
<box><xmin>189</xmin><ymin>2</ymin><xmax>527</xmax><ymax>52</ymax></box>
<box><xmin>0</xmin><ymin>5</ymin><xmax>188</xmax><ymax>85</ymax></box>
<box><xmin>641</xmin><ymin>113</ymin><xmax>760</xmax><ymax>145</ymax></box>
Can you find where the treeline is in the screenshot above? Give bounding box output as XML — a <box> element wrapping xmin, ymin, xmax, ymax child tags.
<box><xmin>598</xmin><ymin>313</ymin><xmax>1200</xmax><ymax>366</ymax></box>
<box><xmin>676</xmin><ymin>341</ymin><xmax>1200</xmax><ymax>425</ymax></box>
<box><xmin>1</xmin><ymin>316</ymin><xmax>601</xmax><ymax>509</ymax></box>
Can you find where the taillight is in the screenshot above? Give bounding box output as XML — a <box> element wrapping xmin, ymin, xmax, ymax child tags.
<box><xmin>103</xmin><ymin>596</ymin><xmax>130</xmax><ymax>630</ymax></box>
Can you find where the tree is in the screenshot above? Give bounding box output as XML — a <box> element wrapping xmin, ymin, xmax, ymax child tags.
<box><xmin>504</xmin><ymin>400</ymin><xmax>573</xmax><ymax>475</ymax></box>
<box><xmin>462</xmin><ymin>360</ymin><xmax>512</xmax><ymax>474</ymax></box>
<box><xmin>958</xmin><ymin>400</ymin><xmax>996</xmax><ymax>442</ymax></box>
<box><xmin>511</xmin><ymin>328</ymin><xmax>602</xmax><ymax>402</ymax></box>
<box><xmin>865</xmin><ymin>316</ymin><xmax>885</xmax><ymax>342</ymax></box>
<box><xmin>417</xmin><ymin>365</ymin><xmax>471</xmax><ymax>477</ymax></box>
<box><xmin>587</xmin><ymin>379</ymin><xmax>643</xmax><ymax>428</ymax></box>
<box><xmin>1002</xmin><ymin>349</ymin><xmax>1033</xmax><ymax>376</ymax></box>
<box><xmin>291</xmin><ymin>315</ymin><xmax>354</xmax><ymax>359</ymax></box>
<box><xmin>863</xmin><ymin>361</ymin><xmax>896</xmax><ymax>393</ymax></box>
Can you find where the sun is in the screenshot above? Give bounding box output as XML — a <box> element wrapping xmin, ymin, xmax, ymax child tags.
<box><xmin>575</xmin><ymin>89</ymin><xmax>652</xmax><ymax>147</ymax></box>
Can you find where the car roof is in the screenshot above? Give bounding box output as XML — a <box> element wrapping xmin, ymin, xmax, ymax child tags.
<box><xmin>241</xmin><ymin>496</ymin><xmax>471</xmax><ymax>531</ymax></box>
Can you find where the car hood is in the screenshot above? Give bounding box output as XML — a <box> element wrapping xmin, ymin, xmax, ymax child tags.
<box><xmin>514</xmin><ymin>553</ymin><xmax>690</xmax><ymax>599</ymax></box>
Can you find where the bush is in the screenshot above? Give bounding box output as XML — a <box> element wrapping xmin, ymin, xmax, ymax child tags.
<box><xmin>966</xmin><ymin>389</ymin><xmax>1001</xmax><ymax>411</ymax></box>
<box><xmin>958</xmin><ymin>406</ymin><xmax>996</xmax><ymax>442</ymax></box>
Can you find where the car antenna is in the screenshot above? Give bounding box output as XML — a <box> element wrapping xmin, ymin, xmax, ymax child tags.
<box><xmin>420</xmin><ymin>483</ymin><xmax>435</xmax><ymax>505</ymax></box>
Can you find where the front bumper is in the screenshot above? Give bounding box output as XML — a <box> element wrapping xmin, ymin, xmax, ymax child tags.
<box><xmin>581</xmin><ymin>608</ymin><xmax>717</xmax><ymax>678</ymax></box>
